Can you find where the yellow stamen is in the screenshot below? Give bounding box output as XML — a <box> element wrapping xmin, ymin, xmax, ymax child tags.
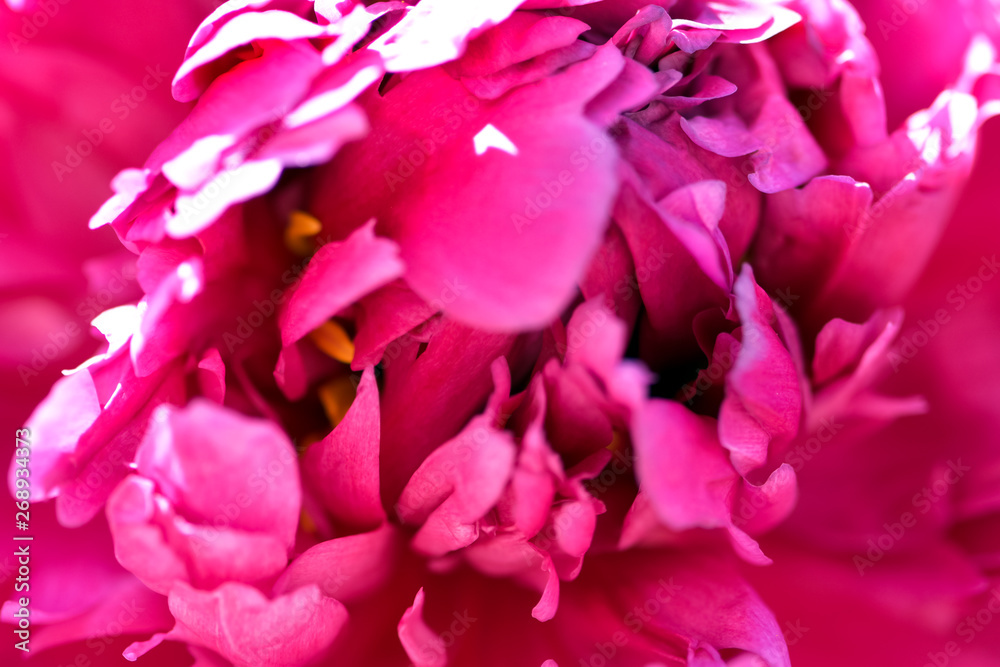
<box><xmin>300</xmin><ymin>508</ymin><xmax>319</xmax><ymax>535</ymax></box>
<box><xmin>606</xmin><ymin>429</ymin><xmax>625</xmax><ymax>455</ymax></box>
<box><xmin>309</xmin><ymin>320</ymin><xmax>355</xmax><ymax>364</ymax></box>
<box><xmin>284</xmin><ymin>210</ymin><xmax>323</xmax><ymax>256</ymax></box>
<box><xmin>299</xmin><ymin>432</ymin><xmax>325</xmax><ymax>451</ymax></box>
<box><xmin>317</xmin><ymin>375</ymin><xmax>357</xmax><ymax>427</ymax></box>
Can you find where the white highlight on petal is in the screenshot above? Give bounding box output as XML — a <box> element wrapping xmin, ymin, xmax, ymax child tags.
<box><xmin>177</xmin><ymin>262</ymin><xmax>202</xmax><ymax>302</ymax></box>
<box><xmin>965</xmin><ymin>34</ymin><xmax>996</xmax><ymax>78</ymax></box>
<box><xmin>63</xmin><ymin>305</ymin><xmax>141</xmax><ymax>375</ymax></box>
<box><xmin>94</xmin><ymin>305</ymin><xmax>141</xmax><ymax>352</ymax></box>
<box><xmin>104</xmin><ymin>383</ymin><xmax>123</xmax><ymax>410</ymax></box>
<box><xmin>474</xmin><ymin>123</ymin><xmax>518</xmax><ymax>156</ymax></box>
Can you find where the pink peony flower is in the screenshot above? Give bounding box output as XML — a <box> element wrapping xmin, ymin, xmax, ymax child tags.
<box><xmin>6</xmin><ymin>0</ymin><xmax>1000</xmax><ymax>665</ymax></box>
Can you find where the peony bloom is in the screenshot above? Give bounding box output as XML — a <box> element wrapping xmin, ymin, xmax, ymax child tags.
<box><xmin>6</xmin><ymin>0</ymin><xmax>1000</xmax><ymax>666</ymax></box>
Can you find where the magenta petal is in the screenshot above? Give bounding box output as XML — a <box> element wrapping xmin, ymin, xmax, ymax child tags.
<box><xmin>459</xmin><ymin>40</ymin><xmax>598</xmax><ymax>101</ymax></box>
<box><xmin>173</xmin><ymin>10</ymin><xmax>330</xmax><ymax>103</ymax></box>
<box><xmin>303</xmin><ymin>366</ymin><xmax>386</xmax><ymax>530</ymax></box>
<box><xmin>564</xmin><ymin>297</ymin><xmax>628</xmax><ymax>379</ymax></box>
<box><xmin>398</xmin><ymin>588</ymin><xmax>447</xmax><ymax>667</ymax></box>
<box><xmin>453</xmin><ymin>11</ymin><xmax>589</xmax><ymax>77</ymax></box>
<box><xmin>681</xmin><ymin>112</ymin><xmax>762</xmax><ymax>158</ymax></box>
<box><xmin>379</xmin><ymin>320</ymin><xmax>519</xmax><ymax>501</ymax></box>
<box><xmin>746</xmin><ymin>94</ymin><xmax>827</xmax><ymax>193</ymax></box>
<box><xmin>637</xmin><ymin>552</ymin><xmax>791</xmax><ymax>667</ymax></box>
<box><xmin>371</xmin><ymin>0</ymin><xmax>523</xmax><ymax>72</ymax></box>
<box><xmin>633</xmin><ymin>399</ymin><xmax>736</xmax><ymax>530</ymax></box>
<box><xmin>279</xmin><ymin>220</ymin><xmax>404</xmax><ymax>347</ymax></box>
<box><xmin>532</xmin><ymin>554</ymin><xmax>561</xmax><ymax>621</ymax></box>
<box><xmin>504</xmin><ymin>398</ymin><xmax>561</xmax><ymax>539</ymax></box>
<box><xmin>719</xmin><ymin>266</ymin><xmax>802</xmax><ymax>475</ymax></box>
<box><xmin>752</xmin><ymin>174</ymin><xmax>873</xmax><ymax>310</ymax></box>
<box><xmin>196</xmin><ymin>347</ymin><xmax>226</xmax><ymax>404</ymax></box>
<box><xmin>578</xmin><ymin>224</ymin><xmax>640</xmax><ymax>331</ymax></box>
<box><xmin>543</xmin><ymin>361</ymin><xmax>614</xmax><ymax>460</ymax></box>
<box><xmin>313</xmin><ymin>48</ymin><xmax>626</xmax><ymax>330</ymax></box>
<box><xmin>584</xmin><ymin>55</ymin><xmax>659</xmax><ymax>125</ymax></box>
<box><xmin>734</xmin><ymin>463</ymin><xmax>798</xmax><ymax>534</ymax></box>
<box><xmin>352</xmin><ymin>280</ymin><xmax>437</xmax><ymax>370</ymax></box>
<box><xmin>657</xmin><ymin>180</ymin><xmax>732</xmax><ymax>289</ymax></box>
<box><xmin>107</xmin><ymin>474</ymin><xmax>291</xmax><ymax>594</ymax></box>
<box><xmin>106</xmin><ymin>476</ymin><xmax>194</xmax><ymax>594</ymax></box>
<box><xmin>399</xmin><ymin>415</ymin><xmax>517</xmax><ymax>555</ymax></box>
<box><xmin>150</xmin><ymin>41</ymin><xmax>323</xmax><ymax>181</ymax></box>
<box><xmin>614</xmin><ymin>178</ymin><xmax>728</xmax><ymax>360</ymax></box>
<box><xmin>135</xmin><ymin>400</ymin><xmax>301</xmax><ymax>547</ymax></box>
<box><xmin>159</xmin><ymin>582</ymin><xmax>347</xmax><ymax>666</ymax></box>
<box><xmin>812</xmin><ymin>308</ymin><xmax>904</xmax><ymax>386</ymax></box>
<box><xmin>56</xmin><ymin>377</ymin><xmax>183</xmax><ymax>528</ymax></box>
<box><xmin>13</xmin><ymin>370</ymin><xmax>101</xmax><ymax>502</ymax></box>
<box><xmin>274</xmin><ymin>525</ymin><xmax>398</xmax><ymax>603</ymax></box>
<box><xmin>167</xmin><ymin>160</ymin><xmax>285</xmax><ymax>238</ymax></box>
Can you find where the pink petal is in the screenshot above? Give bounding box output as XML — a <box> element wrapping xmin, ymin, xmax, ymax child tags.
<box><xmin>137</xmin><ymin>582</ymin><xmax>347</xmax><ymax>666</ymax></box>
<box><xmin>274</xmin><ymin>525</ymin><xmax>399</xmax><ymax>603</ymax></box>
<box><xmin>370</xmin><ymin>0</ymin><xmax>524</xmax><ymax>72</ymax></box>
<box><xmin>379</xmin><ymin>320</ymin><xmax>519</xmax><ymax>502</ymax></box>
<box><xmin>278</xmin><ymin>220</ymin><xmax>404</xmax><ymax>347</ymax></box>
<box><xmin>173</xmin><ymin>10</ymin><xmax>330</xmax><ymax>103</ymax></box>
<box><xmin>135</xmin><ymin>399</ymin><xmax>301</xmax><ymax>547</ymax></box>
<box><xmin>312</xmin><ymin>48</ymin><xmax>626</xmax><ymax>330</ymax></box>
<box><xmin>452</xmin><ymin>12</ymin><xmax>589</xmax><ymax>78</ymax></box>
<box><xmin>399</xmin><ymin>415</ymin><xmax>517</xmax><ymax>555</ymax></box>
<box><xmin>719</xmin><ymin>266</ymin><xmax>802</xmax><ymax>475</ymax></box>
<box><xmin>398</xmin><ymin>588</ymin><xmax>447</xmax><ymax>667</ymax></box>
<box><xmin>303</xmin><ymin>366</ymin><xmax>386</xmax><ymax>530</ymax></box>
<box><xmin>351</xmin><ymin>280</ymin><xmax>437</xmax><ymax>370</ymax></box>
<box><xmin>633</xmin><ymin>399</ymin><xmax>737</xmax><ymax>530</ymax></box>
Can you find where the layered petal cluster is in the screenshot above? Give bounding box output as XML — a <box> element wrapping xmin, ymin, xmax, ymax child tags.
<box><xmin>0</xmin><ymin>0</ymin><xmax>215</xmax><ymax>438</ymax></box>
<box><xmin>6</xmin><ymin>0</ymin><xmax>1000</xmax><ymax>666</ymax></box>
